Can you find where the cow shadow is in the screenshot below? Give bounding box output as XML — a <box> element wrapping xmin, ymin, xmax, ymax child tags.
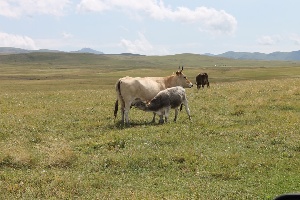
<box><xmin>109</xmin><ymin>120</ymin><xmax>163</xmax><ymax>129</ymax></box>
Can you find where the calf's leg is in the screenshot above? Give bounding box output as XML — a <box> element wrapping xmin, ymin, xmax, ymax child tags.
<box><xmin>183</xmin><ymin>100</ymin><xmax>191</xmax><ymax>120</ymax></box>
<box><xmin>158</xmin><ymin>115</ymin><xmax>164</xmax><ymax>124</ymax></box>
<box><xmin>174</xmin><ymin>107</ymin><xmax>179</xmax><ymax>122</ymax></box>
<box><xmin>164</xmin><ymin>107</ymin><xmax>170</xmax><ymax>123</ymax></box>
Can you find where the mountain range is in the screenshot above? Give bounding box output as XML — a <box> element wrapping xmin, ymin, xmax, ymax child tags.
<box><xmin>0</xmin><ymin>47</ymin><xmax>103</xmax><ymax>55</ymax></box>
<box><xmin>214</xmin><ymin>50</ymin><xmax>300</xmax><ymax>61</ymax></box>
<box><xmin>0</xmin><ymin>47</ymin><xmax>300</xmax><ymax>61</ymax></box>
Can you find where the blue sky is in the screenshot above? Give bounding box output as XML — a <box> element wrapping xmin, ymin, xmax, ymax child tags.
<box><xmin>0</xmin><ymin>0</ymin><xmax>299</xmax><ymax>55</ymax></box>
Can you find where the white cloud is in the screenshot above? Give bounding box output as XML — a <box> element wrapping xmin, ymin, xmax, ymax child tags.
<box><xmin>120</xmin><ymin>32</ymin><xmax>153</xmax><ymax>54</ymax></box>
<box><xmin>257</xmin><ymin>35</ymin><xmax>281</xmax><ymax>45</ymax></box>
<box><xmin>290</xmin><ymin>34</ymin><xmax>300</xmax><ymax>45</ymax></box>
<box><xmin>0</xmin><ymin>32</ymin><xmax>37</xmax><ymax>49</ymax></box>
<box><xmin>0</xmin><ymin>0</ymin><xmax>71</xmax><ymax>18</ymax></box>
<box><xmin>77</xmin><ymin>0</ymin><xmax>111</xmax><ymax>12</ymax></box>
<box><xmin>62</xmin><ymin>32</ymin><xmax>73</xmax><ymax>39</ymax></box>
<box><xmin>120</xmin><ymin>32</ymin><xmax>169</xmax><ymax>55</ymax></box>
<box><xmin>77</xmin><ymin>0</ymin><xmax>237</xmax><ymax>35</ymax></box>
<box><xmin>0</xmin><ymin>1</ymin><xmax>17</xmax><ymax>18</ymax></box>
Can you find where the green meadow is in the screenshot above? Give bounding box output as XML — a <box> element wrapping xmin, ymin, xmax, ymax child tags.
<box><xmin>0</xmin><ymin>53</ymin><xmax>300</xmax><ymax>199</ymax></box>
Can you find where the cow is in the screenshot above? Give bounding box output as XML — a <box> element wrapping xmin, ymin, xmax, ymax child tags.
<box><xmin>133</xmin><ymin>86</ymin><xmax>191</xmax><ymax>124</ymax></box>
<box><xmin>196</xmin><ymin>73</ymin><xmax>209</xmax><ymax>90</ymax></box>
<box><xmin>114</xmin><ymin>67</ymin><xmax>193</xmax><ymax>125</ymax></box>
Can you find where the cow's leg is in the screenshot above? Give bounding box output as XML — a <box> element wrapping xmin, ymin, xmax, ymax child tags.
<box><xmin>174</xmin><ymin>107</ymin><xmax>179</xmax><ymax>122</ymax></box>
<box><xmin>124</xmin><ymin>108</ymin><xmax>130</xmax><ymax>125</ymax></box>
<box><xmin>121</xmin><ymin>108</ymin><xmax>125</xmax><ymax>125</ymax></box>
<box><xmin>151</xmin><ymin>112</ymin><xmax>156</xmax><ymax>123</ymax></box>
<box><xmin>120</xmin><ymin>100</ymin><xmax>125</xmax><ymax>125</ymax></box>
<box><xmin>124</xmin><ymin>101</ymin><xmax>132</xmax><ymax>125</ymax></box>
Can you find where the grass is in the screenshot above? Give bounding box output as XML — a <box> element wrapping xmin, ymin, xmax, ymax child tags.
<box><xmin>0</xmin><ymin>53</ymin><xmax>300</xmax><ymax>199</ymax></box>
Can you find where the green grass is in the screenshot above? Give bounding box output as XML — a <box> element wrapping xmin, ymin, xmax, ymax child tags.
<box><xmin>0</xmin><ymin>53</ymin><xmax>300</xmax><ymax>199</ymax></box>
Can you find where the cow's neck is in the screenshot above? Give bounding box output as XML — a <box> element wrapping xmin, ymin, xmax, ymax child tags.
<box><xmin>163</xmin><ymin>75</ymin><xmax>176</xmax><ymax>88</ymax></box>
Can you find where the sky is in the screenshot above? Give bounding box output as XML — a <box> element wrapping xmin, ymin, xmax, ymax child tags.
<box><xmin>0</xmin><ymin>0</ymin><xmax>300</xmax><ymax>55</ymax></box>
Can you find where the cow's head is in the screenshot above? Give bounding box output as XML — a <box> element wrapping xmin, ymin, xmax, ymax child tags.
<box><xmin>174</xmin><ymin>66</ymin><xmax>193</xmax><ymax>88</ymax></box>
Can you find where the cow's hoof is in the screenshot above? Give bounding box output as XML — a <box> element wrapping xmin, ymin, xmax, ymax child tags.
<box><xmin>159</xmin><ymin>119</ymin><xmax>164</xmax><ymax>124</ymax></box>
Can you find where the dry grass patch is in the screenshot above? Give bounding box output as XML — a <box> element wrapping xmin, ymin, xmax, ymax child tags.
<box><xmin>36</xmin><ymin>137</ymin><xmax>77</xmax><ymax>168</ymax></box>
<box><xmin>0</xmin><ymin>140</ymin><xmax>35</xmax><ymax>168</ymax></box>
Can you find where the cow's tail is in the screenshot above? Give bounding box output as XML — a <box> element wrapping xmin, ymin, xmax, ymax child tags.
<box><xmin>114</xmin><ymin>80</ymin><xmax>122</xmax><ymax>120</ymax></box>
<box><xmin>114</xmin><ymin>100</ymin><xmax>118</xmax><ymax>120</ymax></box>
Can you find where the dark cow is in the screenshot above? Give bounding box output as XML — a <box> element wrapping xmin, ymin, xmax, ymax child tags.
<box><xmin>133</xmin><ymin>86</ymin><xmax>191</xmax><ymax>124</ymax></box>
<box><xmin>196</xmin><ymin>73</ymin><xmax>209</xmax><ymax>90</ymax></box>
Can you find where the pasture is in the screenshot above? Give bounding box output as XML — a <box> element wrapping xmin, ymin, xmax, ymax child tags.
<box><xmin>0</xmin><ymin>53</ymin><xmax>300</xmax><ymax>199</ymax></box>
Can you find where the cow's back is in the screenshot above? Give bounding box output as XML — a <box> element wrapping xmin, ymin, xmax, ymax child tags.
<box><xmin>120</xmin><ymin>77</ymin><xmax>166</xmax><ymax>102</ymax></box>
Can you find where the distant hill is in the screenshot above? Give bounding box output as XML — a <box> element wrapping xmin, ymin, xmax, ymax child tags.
<box><xmin>0</xmin><ymin>47</ymin><xmax>31</xmax><ymax>54</ymax></box>
<box><xmin>70</xmin><ymin>48</ymin><xmax>103</xmax><ymax>54</ymax></box>
<box><xmin>35</xmin><ymin>49</ymin><xmax>62</xmax><ymax>53</ymax></box>
<box><xmin>203</xmin><ymin>53</ymin><xmax>215</xmax><ymax>57</ymax></box>
<box><xmin>216</xmin><ymin>50</ymin><xmax>300</xmax><ymax>61</ymax></box>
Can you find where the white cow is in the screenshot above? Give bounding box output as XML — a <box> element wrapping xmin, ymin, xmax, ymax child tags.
<box><xmin>133</xmin><ymin>86</ymin><xmax>191</xmax><ymax>124</ymax></box>
<box><xmin>114</xmin><ymin>67</ymin><xmax>193</xmax><ymax>125</ymax></box>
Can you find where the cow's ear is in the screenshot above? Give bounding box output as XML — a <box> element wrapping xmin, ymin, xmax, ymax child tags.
<box><xmin>181</xmin><ymin>66</ymin><xmax>184</xmax><ymax>71</ymax></box>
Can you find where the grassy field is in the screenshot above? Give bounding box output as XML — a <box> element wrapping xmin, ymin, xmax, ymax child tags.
<box><xmin>0</xmin><ymin>53</ymin><xmax>300</xmax><ymax>199</ymax></box>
